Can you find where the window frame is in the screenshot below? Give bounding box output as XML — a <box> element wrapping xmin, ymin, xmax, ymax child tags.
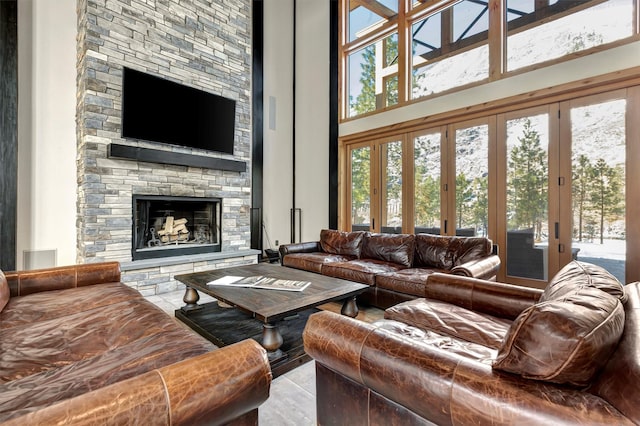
<box><xmin>339</xmin><ymin>0</ymin><xmax>640</xmax><ymax>121</ymax></box>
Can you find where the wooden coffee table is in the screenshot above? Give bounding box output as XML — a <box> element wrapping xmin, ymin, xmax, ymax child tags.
<box><xmin>174</xmin><ymin>263</ymin><xmax>369</xmax><ymax>374</ymax></box>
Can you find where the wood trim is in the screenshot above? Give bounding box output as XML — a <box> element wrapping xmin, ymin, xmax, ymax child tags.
<box><xmin>627</xmin><ymin>86</ymin><xmax>640</xmax><ymax>283</ymax></box>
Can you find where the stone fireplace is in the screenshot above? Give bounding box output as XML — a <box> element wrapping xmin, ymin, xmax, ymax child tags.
<box><xmin>132</xmin><ymin>195</ymin><xmax>222</xmax><ymax>260</ymax></box>
<box><xmin>75</xmin><ymin>0</ymin><xmax>257</xmax><ymax>295</ymax></box>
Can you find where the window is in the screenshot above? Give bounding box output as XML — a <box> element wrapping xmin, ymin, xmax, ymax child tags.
<box><xmin>348</xmin><ymin>32</ymin><xmax>399</xmax><ymax>117</ymax></box>
<box><xmin>411</xmin><ymin>0</ymin><xmax>489</xmax><ymax>98</ymax></box>
<box><xmin>340</xmin><ymin>0</ymin><xmax>639</xmax><ymax>119</ymax></box>
<box><xmin>506</xmin><ymin>0</ymin><xmax>635</xmax><ymax>71</ymax></box>
<box><xmin>342</xmin><ymin>87</ymin><xmax>640</xmax><ymax>287</ymax></box>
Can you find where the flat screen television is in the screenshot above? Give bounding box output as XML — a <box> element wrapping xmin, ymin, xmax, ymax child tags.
<box><xmin>121</xmin><ymin>67</ymin><xmax>236</xmax><ymax>155</ymax></box>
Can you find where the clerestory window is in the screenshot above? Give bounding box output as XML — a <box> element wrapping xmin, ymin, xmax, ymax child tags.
<box><xmin>341</xmin><ymin>0</ymin><xmax>640</xmax><ymax>119</ymax></box>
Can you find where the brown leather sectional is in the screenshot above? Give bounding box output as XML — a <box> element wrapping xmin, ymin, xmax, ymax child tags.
<box><xmin>279</xmin><ymin>229</ymin><xmax>501</xmax><ymax>308</ymax></box>
<box><xmin>0</xmin><ymin>262</ymin><xmax>272</xmax><ymax>425</ymax></box>
<box><xmin>303</xmin><ymin>261</ymin><xmax>639</xmax><ymax>425</ymax></box>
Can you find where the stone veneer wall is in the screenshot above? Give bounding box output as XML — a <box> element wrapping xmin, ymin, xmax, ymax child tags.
<box><xmin>76</xmin><ymin>0</ymin><xmax>256</xmax><ymax>295</ymax></box>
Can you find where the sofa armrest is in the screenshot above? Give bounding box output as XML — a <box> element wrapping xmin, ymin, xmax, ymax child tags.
<box><xmin>1</xmin><ymin>339</ymin><xmax>272</xmax><ymax>426</ymax></box>
<box><xmin>304</xmin><ymin>311</ymin><xmax>631</xmax><ymax>425</ymax></box>
<box><xmin>5</xmin><ymin>262</ymin><xmax>122</xmax><ymax>297</ymax></box>
<box><xmin>426</xmin><ymin>273</ymin><xmax>542</xmax><ymax>320</ymax></box>
<box><xmin>279</xmin><ymin>241</ymin><xmax>321</xmax><ymax>260</ymax></box>
<box><xmin>451</xmin><ymin>254</ymin><xmax>501</xmax><ymax>280</ymax></box>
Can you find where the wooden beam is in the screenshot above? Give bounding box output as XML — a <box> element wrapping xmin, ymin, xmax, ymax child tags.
<box><xmin>350</xmin><ymin>0</ymin><xmax>397</xmax><ymax>19</ymax></box>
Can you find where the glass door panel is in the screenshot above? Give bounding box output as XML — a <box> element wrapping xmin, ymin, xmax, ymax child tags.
<box><xmin>380</xmin><ymin>140</ymin><xmax>404</xmax><ymax>233</ymax></box>
<box><xmin>454</xmin><ymin>124</ymin><xmax>489</xmax><ymax>236</ymax></box>
<box><xmin>505</xmin><ymin>114</ymin><xmax>550</xmax><ymax>281</ymax></box>
<box><xmin>414</xmin><ymin>131</ymin><xmax>442</xmax><ymax>234</ymax></box>
<box><xmin>568</xmin><ymin>99</ymin><xmax>626</xmax><ymax>283</ymax></box>
<box><xmin>350</xmin><ymin>145</ymin><xmax>371</xmax><ymax>231</ymax></box>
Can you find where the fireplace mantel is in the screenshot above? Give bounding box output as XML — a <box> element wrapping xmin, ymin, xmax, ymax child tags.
<box><xmin>108</xmin><ymin>143</ymin><xmax>246</xmax><ymax>172</ymax></box>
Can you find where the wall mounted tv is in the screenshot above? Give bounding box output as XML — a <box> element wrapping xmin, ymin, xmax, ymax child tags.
<box><xmin>121</xmin><ymin>67</ymin><xmax>236</xmax><ymax>155</ymax></box>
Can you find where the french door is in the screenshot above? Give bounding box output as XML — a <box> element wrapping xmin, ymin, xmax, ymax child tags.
<box><xmin>498</xmin><ymin>90</ymin><xmax>637</xmax><ymax>286</ymax></box>
<box><xmin>347</xmin><ymin>136</ymin><xmax>405</xmax><ymax>233</ymax></box>
<box><xmin>344</xmin><ymin>87</ymin><xmax>640</xmax><ymax>286</ymax></box>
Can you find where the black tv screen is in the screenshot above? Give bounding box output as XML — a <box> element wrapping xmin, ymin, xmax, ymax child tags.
<box><xmin>121</xmin><ymin>67</ymin><xmax>236</xmax><ymax>155</ymax></box>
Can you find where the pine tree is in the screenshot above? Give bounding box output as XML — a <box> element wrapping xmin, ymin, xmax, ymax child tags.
<box><xmin>572</xmin><ymin>154</ymin><xmax>592</xmax><ymax>241</ymax></box>
<box><xmin>456</xmin><ymin>173</ymin><xmax>473</xmax><ymax>229</ymax></box>
<box><xmin>589</xmin><ymin>158</ymin><xmax>624</xmax><ymax>244</ymax></box>
<box><xmin>471</xmin><ymin>174</ymin><xmax>488</xmax><ymax>236</ymax></box>
<box><xmin>414</xmin><ymin>136</ymin><xmax>440</xmax><ymax>228</ymax></box>
<box><xmin>351</xmin><ymin>35</ymin><xmax>398</xmax><ymax>116</ymax></box>
<box><xmin>350</xmin><ymin>147</ymin><xmax>371</xmax><ymax>226</ymax></box>
<box><xmin>507</xmin><ymin>119</ymin><xmax>547</xmax><ymax>240</ymax></box>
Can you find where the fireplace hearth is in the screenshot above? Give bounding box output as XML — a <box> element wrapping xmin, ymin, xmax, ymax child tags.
<box><xmin>133</xmin><ymin>195</ymin><xmax>221</xmax><ymax>260</ymax></box>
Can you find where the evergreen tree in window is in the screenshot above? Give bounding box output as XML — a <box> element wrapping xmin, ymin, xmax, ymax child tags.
<box><xmin>507</xmin><ymin>119</ymin><xmax>547</xmax><ymax>241</ymax></box>
<box><xmin>351</xmin><ymin>36</ymin><xmax>398</xmax><ymax>116</ymax></box>
<box><xmin>383</xmin><ymin>141</ymin><xmax>403</xmax><ymax>228</ymax></box>
<box><xmin>471</xmin><ymin>174</ymin><xmax>488</xmax><ymax>236</ymax></box>
<box><xmin>572</xmin><ymin>154</ymin><xmax>592</xmax><ymax>242</ymax></box>
<box><xmin>589</xmin><ymin>158</ymin><xmax>624</xmax><ymax>244</ymax></box>
<box><xmin>351</xmin><ymin>147</ymin><xmax>371</xmax><ymax>227</ymax></box>
<box><xmin>456</xmin><ymin>173</ymin><xmax>473</xmax><ymax>231</ymax></box>
<box><xmin>414</xmin><ymin>136</ymin><xmax>440</xmax><ymax>230</ymax></box>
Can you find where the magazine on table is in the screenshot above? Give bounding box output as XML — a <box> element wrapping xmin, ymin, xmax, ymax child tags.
<box><xmin>207</xmin><ymin>275</ymin><xmax>311</xmax><ymax>292</ymax></box>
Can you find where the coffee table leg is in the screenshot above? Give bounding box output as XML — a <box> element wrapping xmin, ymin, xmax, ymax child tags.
<box><xmin>262</xmin><ymin>323</ymin><xmax>285</xmax><ymax>361</ymax></box>
<box><xmin>340</xmin><ymin>296</ymin><xmax>359</xmax><ymax>318</ymax></box>
<box><xmin>181</xmin><ymin>286</ymin><xmax>202</xmax><ymax>312</ymax></box>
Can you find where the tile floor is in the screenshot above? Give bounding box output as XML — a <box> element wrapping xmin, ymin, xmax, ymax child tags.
<box><xmin>145</xmin><ymin>289</ymin><xmax>383</xmax><ymax>425</ymax></box>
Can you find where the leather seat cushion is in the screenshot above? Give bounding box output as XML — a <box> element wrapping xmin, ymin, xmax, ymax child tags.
<box><xmin>493</xmin><ymin>264</ymin><xmax>625</xmax><ymax>386</ymax></box>
<box><xmin>374</xmin><ymin>319</ymin><xmax>497</xmax><ymax>364</ymax></box>
<box><xmin>0</xmin><ymin>282</ymin><xmax>141</xmax><ymax>330</ymax></box>
<box><xmin>0</xmin><ymin>297</ymin><xmax>213</xmax><ymax>382</ymax></box>
<box><xmin>322</xmin><ymin>260</ymin><xmax>405</xmax><ymax>286</ymax></box>
<box><xmin>385</xmin><ymin>298</ymin><xmax>512</xmax><ymax>349</ymax></box>
<box><xmin>282</xmin><ymin>252</ymin><xmax>356</xmax><ymax>274</ymax></box>
<box><xmin>375</xmin><ymin>268</ymin><xmax>445</xmax><ymax>297</ymax></box>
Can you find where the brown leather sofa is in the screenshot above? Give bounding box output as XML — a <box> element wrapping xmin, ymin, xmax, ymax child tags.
<box><xmin>0</xmin><ymin>262</ymin><xmax>272</xmax><ymax>425</ymax></box>
<box><xmin>280</xmin><ymin>229</ymin><xmax>501</xmax><ymax>308</ymax></box>
<box><xmin>303</xmin><ymin>261</ymin><xmax>639</xmax><ymax>425</ymax></box>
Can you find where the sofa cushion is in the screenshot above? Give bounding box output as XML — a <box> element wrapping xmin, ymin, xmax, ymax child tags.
<box><xmin>0</xmin><ymin>282</ymin><xmax>141</xmax><ymax>330</ymax></box>
<box><xmin>413</xmin><ymin>234</ymin><xmax>454</xmax><ymax>269</ymax></box>
<box><xmin>0</xmin><ymin>271</ymin><xmax>8</xmax><ymax>313</ymax></box>
<box><xmin>0</xmin><ymin>297</ymin><xmax>201</xmax><ymax>382</ymax></box>
<box><xmin>319</xmin><ymin>229</ymin><xmax>365</xmax><ymax>257</ymax></box>
<box><xmin>451</xmin><ymin>237</ymin><xmax>492</xmax><ymax>266</ymax></box>
<box><xmin>322</xmin><ymin>259</ymin><xmax>405</xmax><ymax>286</ymax></box>
<box><xmin>413</xmin><ymin>234</ymin><xmax>491</xmax><ymax>270</ymax></box>
<box><xmin>540</xmin><ymin>261</ymin><xmax>626</xmax><ymax>303</ymax></box>
<box><xmin>282</xmin><ymin>252</ymin><xmax>356</xmax><ymax>274</ymax></box>
<box><xmin>375</xmin><ymin>268</ymin><xmax>445</xmax><ymax>298</ymax></box>
<box><xmin>385</xmin><ymin>298</ymin><xmax>512</xmax><ymax>349</ymax></box>
<box><xmin>493</xmin><ymin>262</ymin><xmax>625</xmax><ymax>386</ymax></box>
<box><xmin>361</xmin><ymin>233</ymin><xmax>415</xmax><ymax>267</ymax></box>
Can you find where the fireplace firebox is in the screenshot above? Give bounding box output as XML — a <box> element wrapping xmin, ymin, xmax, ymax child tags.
<box><xmin>132</xmin><ymin>195</ymin><xmax>221</xmax><ymax>260</ymax></box>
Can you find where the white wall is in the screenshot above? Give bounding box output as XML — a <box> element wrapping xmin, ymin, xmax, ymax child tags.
<box><xmin>295</xmin><ymin>0</ymin><xmax>330</xmax><ymax>242</ymax></box>
<box><xmin>17</xmin><ymin>0</ymin><xmax>77</xmax><ymax>269</ymax></box>
<box><xmin>262</xmin><ymin>0</ymin><xmax>331</xmax><ymax>249</ymax></box>
<box><xmin>262</xmin><ymin>0</ymin><xmax>295</xmax><ymax>249</ymax></box>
